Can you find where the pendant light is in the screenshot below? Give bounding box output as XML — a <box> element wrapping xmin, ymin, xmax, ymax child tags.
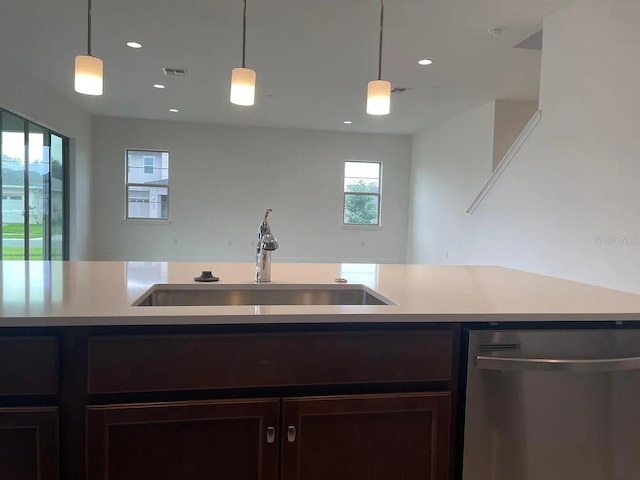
<box><xmin>230</xmin><ymin>0</ymin><xmax>256</xmax><ymax>106</ymax></box>
<box><xmin>74</xmin><ymin>0</ymin><xmax>103</xmax><ymax>96</ymax></box>
<box><xmin>367</xmin><ymin>0</ymin><xmax>391</xmax><ymax>115</ymax></box>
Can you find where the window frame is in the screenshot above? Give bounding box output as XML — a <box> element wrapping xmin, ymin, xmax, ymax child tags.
<box><xmin>125</xmin><ymin>148</ymin><xmax>170</xmax><ymax>222</ymax></box>
<box><xmin>342</xmin><ymin>160</ymin><xmax>382</xmax><ymax>227</ymax></box>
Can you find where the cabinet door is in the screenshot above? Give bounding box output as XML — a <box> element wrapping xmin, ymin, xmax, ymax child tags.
<box><xmin>87</xmin><ymin>399</ymin><xmax>279</xmax><ymax>480</ymax></box>
<box><xmin>282</xmin><ymin>392</ymin><xmax>451</xmax><ymax>480</ymax></box>
<box><xmin>0</xmin><ymin>407</ymin><xmax>58</xmax><ymax>480</ymax></box>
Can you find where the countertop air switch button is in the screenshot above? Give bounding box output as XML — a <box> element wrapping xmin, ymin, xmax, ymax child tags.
<box><xmin>194</xmin><ymin>271</ymin><xmax>219</xmax><ymax>282</ymax></box>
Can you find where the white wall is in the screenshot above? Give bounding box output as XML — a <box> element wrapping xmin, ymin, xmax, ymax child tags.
<box><xmin>408</xmin><ymin>0</ymin><xmax>640</xmax><ymax>294</ymax></box>
<box><xmin>407</xmin><ymin>102</ymin><xmax>495</xmax><ymax>265</ymax></box>
<box><xmin>0</xmin><ymin>59</ymin><xmax>93</xmax><ymax>260</ymax></box>
<box><xmin>92</xmin><ymin>117</ymin><xmax>411</xmax><ymax>263</ymax></box>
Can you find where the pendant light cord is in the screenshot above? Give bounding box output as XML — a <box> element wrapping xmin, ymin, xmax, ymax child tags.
<box><xmin>377</xmin><ymin>0</ymin><xmax>384</xmax><ymax>80</ymax></box>
<box><xmin>87</xmin><ymin>0</ymin><xmax>92</xmax><ymax>56</ymax></box>
<box><xmin>241</xmin><ymin>0</ymin><xmax>247</xmax><ymax>68</ymax></box>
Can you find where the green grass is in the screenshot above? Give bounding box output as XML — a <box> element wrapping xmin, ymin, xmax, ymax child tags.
<box><xmin>2</xmin><ymin>247</ymin><xmax>42</xmax><ymax>260</ymax></box>
<box><xmin>2</xmin><ymin>223</ymin><xmax>44</xmax><ymax>238</ymax></box>
<box><xmin>1</xmin><ymin>223</ymin><xmax>61</xmax><ymax>259</ymax></box>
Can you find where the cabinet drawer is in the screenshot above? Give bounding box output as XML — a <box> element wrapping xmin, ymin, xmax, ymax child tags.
<box><xmin>0</xmin><ymin>337</ymin><xmax>58</xmax><ymax>396</ymax></box>
<box><xmin>88</xmin><ymin>330</ymin><xmax>453</xmax><ymax>394</ymax></box>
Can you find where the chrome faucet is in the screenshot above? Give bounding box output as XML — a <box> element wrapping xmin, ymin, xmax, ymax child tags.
<box><xmin>256</xmin><ymin>209</ymin><xmax>279</xmax><ymax>282</ymax></box>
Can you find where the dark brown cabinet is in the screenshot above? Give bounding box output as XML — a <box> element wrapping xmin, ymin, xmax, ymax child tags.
<box><xmin>0</xmin><ymin>326</ymin><xmax>459</xmax><ymax>480</ymax></box>
<box><xmin>281</xmin><ymin>393</ymin><xmax>451</xmax><ymax>480</ymax></box>
<box><xmin>0</xmin><ymin>407</ymin><xmax>59</xmax><ymax>480</ymax></box>
<box><xmin>87</xmin><ymin>399</ymin><xmax>280</xmax><ymax>480</ymax></box>
<box><xmin>87</xmin><ymin>393</ymin><xmax>451</xmax><ymax>480</ymax></box>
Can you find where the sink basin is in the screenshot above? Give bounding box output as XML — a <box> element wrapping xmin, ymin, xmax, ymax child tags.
<box><xmin>134</xmin><ymin>284</ymin><xmax>393</xmax><ymax>306</ymax></box>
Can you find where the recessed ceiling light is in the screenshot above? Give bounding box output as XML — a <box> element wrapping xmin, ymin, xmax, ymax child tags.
<box><xmin>418</xmin><ymin>59</ymin><xmax>433</xmax><ymax>66</ymax></box>
<box><xmin>126</xmin><ymin>41</ymin><xmax>143</xmax><ymax>49</ymax></box>
<box><xmin>343</xmin><ymin>121</ymin><xmax>353</xmax><ymax>125</ymax></box>
<box><xmin>153</xmin><ymin>84</ymin><xmax>166</xmax><ymax>89</ymax></box>
<box><xmin>168</xmin><ymin>108</ymin><xmax>179</xmax><ymax>113</ymax></box>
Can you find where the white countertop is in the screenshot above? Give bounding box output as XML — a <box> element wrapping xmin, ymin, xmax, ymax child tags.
<box><xmin>1</xmin><ymin>261</ymin><xmax>640</xmax><ymax>327</ymax></box>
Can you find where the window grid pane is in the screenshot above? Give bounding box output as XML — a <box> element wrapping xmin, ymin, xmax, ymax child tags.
<box><xmin>344</xmin><ymin>193</ymin><xmax>379</xmax><ymax>225</ymax></box>
<box><xmin>344</xmin><ymin>161</ymin><xmax>380</xmax><ymax>180</ymax></box>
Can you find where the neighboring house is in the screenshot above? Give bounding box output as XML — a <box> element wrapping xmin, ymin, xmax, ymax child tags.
<box><xmin>2</xmin><ymin>177</ymin><xmax>62</xmax><ymax>225</ymax></box>
<box><xmin>1</xmin><ymin>184</ymin><xmax>23</xmax><ymax>223</ymax></box>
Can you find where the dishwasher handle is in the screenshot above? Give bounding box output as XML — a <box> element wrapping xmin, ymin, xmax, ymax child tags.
<box><xmin>476</xmin><ymin>355</ymin><xmax>640</xmax><ymax>372</ymax></box>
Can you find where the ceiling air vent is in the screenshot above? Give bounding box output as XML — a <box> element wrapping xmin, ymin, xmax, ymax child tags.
<box><xmin>391</xmin><ymin>87</ymin><xmax>413</xmax><ymax>94</ymax></box>
<box><xmin>162</xmin><ymin>68</ymin><xmax>188</xmax><ymax>77</ymax></box>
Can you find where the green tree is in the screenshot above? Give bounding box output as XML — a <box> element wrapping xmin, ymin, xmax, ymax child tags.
<box><xmin>51</xmin><ymin>160</ymin><xmax>63</xmax><ymax>180</ymax></box>
<box><xmin>344</xmin><ymin>180</ymin><xmax>379</xmax><ymax>224</ymax></box>
<box><xmin>2</xmin><ymin>168</ymin><xmax>24</xmax><ymax>186</ymax></box>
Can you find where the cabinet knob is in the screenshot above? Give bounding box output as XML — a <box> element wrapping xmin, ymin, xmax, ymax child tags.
<box><xmin>266</xmin><ymin>426</ymin><xmax>276</xmax><ymax>444</ymax></box>
<box><xmin>287</xmin><ymin>425</ymin><xmax>296</xmax><ymax>443</ymax></box>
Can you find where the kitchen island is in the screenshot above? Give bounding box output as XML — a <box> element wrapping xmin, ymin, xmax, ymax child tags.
<box><xmin>2</xmin><ymin>261</ymin><xmax>640</xmax><ymax>325</ymax></box>
<box><xmin>1</xmin><ymin>261</ymin><xmax>640</xmax><ymax>480</ymax></box>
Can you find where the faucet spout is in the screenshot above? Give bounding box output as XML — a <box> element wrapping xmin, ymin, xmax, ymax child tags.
<box><xmin>256</xmin><ymin>209</ymin><xmax>279</xmax><ymax>282</ymax></box>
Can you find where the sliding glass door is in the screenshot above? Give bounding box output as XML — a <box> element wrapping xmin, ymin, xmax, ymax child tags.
<box><xmin>1</xmin><ymin>109</ymin><xmax>68</xmax><ymax>260</ymax></box>
<box><xmin>50</xmin><ymin>133</ymin><xmax>65</xmax><ymax>260</ymax></box>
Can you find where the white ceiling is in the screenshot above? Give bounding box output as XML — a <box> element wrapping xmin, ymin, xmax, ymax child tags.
<box><xmin>0</xmin><ymin>0</ymin><xmax>569</xmax><ymax>134</ymax></box>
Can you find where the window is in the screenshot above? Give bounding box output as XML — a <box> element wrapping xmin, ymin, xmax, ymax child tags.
<box><xmin>343</xmin><ymin>161</ymin><xmax>381</xmax><ymax>226</ymax></box>
<box><xmin>126</xmin><ymin>150</ymin><xmax>169</xmax><ymax>220</ymax></box>
<box><xmin>143</xmin><ymin>156</ymin><xmax>154</xmax><ymax>174</ymax></box>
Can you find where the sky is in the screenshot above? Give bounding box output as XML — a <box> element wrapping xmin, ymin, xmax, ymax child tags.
<box><xmin>2</xmin><ymin>131</ymin><xmax>46</xmax><ymax>164</ymax></box>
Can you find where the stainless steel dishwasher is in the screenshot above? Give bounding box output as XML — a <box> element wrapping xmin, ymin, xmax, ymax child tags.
<box><xmin>463</xmin><ymin>329</ymin><xmax>640</xmax><ymax>480</ymax></box>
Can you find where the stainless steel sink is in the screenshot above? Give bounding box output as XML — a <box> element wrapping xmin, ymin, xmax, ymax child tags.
<box><xmin>134</xmin><ymin>284</ymin><xmax>393</xmax><ymax>306</ymax></box>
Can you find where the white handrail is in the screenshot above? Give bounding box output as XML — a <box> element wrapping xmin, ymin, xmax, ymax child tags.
<box><xmin>467</xmin><ymin>110</ymin><xmax>542</xmax><ymax>214</ymax></box>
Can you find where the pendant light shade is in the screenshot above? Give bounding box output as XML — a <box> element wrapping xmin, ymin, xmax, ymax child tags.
<box><xmin>74</xmin><ymin>55</ymin><xmax>103</xmax><ymax>95</ymax></box>
<box><xmin>230</xmin><ymin>0</ymin><xmax>255</xmax><ymax>106</ymax></box>
<box><xmin>75</xmin><ymin>0</ymin><xmax>103</xmax><ymax>96</ymax></box>
<box><xmin>367</xmin><ymin>80</ymin><xmax>391</xmax><ymax>115</ymax></box>
<box><xmin>367</xmin><ymin>0</ymin><xmax>390</xmax><ymax>116</ymax></box>
<box><xmin>230</xmin><ymin>67</ymin><xmax>256</xmax><ymax>106</ymax></box>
